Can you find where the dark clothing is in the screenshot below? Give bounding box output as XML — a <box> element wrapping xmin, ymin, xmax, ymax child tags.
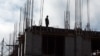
<box><xmin>45</xmin><ymin>17</ymin><xmax>49</xmax><ymax>27</ymax></box>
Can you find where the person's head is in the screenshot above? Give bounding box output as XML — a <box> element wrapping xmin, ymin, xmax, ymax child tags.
<box><xmin>46</xmin><ymin>15</ymin><xmax>48</xmax><ymax>18</ymax></box>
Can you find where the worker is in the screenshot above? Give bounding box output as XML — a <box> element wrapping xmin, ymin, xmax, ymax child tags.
<box><xmin>45</xmin><ymin>15</ymin><xmax>49</xmax><ymax>27</ymax></box>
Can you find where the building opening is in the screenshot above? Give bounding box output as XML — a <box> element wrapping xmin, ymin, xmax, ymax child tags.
<box><xmin>91</xmin><ymin>39</ymin><xmax>100</xmax><ymax>56</ymax></box>
<box><xmin>42</xmin><ymin>35</ymin><xmax>65</xmax><ymax>56</ymax></box>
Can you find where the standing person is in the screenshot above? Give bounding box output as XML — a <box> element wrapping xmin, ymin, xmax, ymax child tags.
<box><xmin>45</xmin><ymin>15</ymin><xmax>49</xmax><ymax>27</ymax></box>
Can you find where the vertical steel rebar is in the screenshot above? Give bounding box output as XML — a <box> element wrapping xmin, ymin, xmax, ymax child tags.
<box><xmin>65</xmin><ymin>0</ymin><xmax>70</xmax><ymax>29</ymax></box>
<box><xmin>1</xmin><ymin>39</ymin><xmax>4</xmax><ymax>56</ymax></box>
<box><xmin>39</xmin><ymin>0</ymin><xmax>44</xmax><ymax>26</ymax></box>
<box><xmin>75</xmin><ymin>0</ymin><xmax>82</xmax><ymax>29</ymax></box>
<box><xmin>31</xmin><ymin>0</ymin><xmax>34</xmax><ymax>27</ymax></box>
<box><xmin>86</xmin><ymin>0</ymin><xmax>90</xmax><ymax>31</ymax></box>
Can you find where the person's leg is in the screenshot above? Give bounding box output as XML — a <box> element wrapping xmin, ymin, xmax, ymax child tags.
<box><xmin>46</xmin><ymin>24</ymin><xmax>47</xmax><ymax>27</ymax></box>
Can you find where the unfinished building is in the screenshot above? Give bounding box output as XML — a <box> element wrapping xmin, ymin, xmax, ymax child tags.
<box><xmin>7</xmin><ymin>26</ymin><xmax>97</xmax><ymax>56</ymax></box>
<box><xmin>7</xmin><ymin>0</ymin><xmax>100</xmax><ymax>56</ymax></box>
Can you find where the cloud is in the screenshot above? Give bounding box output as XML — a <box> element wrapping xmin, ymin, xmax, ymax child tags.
<box><xmin>89</xmin><ymin>0</ymin><xmax>100</xmax><ymax>31</ymax></box>
<box><xmin>0</xmin><ymin>0</ymin><xmax>25</xmax><ymax>42</ymax></box>
<box><xmin>0</xmin><ymin>19</ymin><xmax>14</xmax><ymax>41</ymax></box>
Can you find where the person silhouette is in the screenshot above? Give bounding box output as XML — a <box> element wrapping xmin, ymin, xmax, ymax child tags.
<box><xmin>45</xmin><ymin>15</ymin><xmax>49</xmax><ymax>27</ymax></box>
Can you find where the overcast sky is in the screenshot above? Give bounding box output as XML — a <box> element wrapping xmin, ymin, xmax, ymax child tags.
<box><xmin>0</xmin><ymin>0</ymin><xmax>100</xmax><ymax>43</ymax></box>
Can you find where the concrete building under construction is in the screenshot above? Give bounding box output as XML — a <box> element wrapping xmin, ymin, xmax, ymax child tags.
<box><xmin>8</xmin><ymin>26</ymin><xmax>100</xmax><ymax>56</ymax></box>
<box><xmin>2</xmin><ymin>0</ymin><xmax>100</xmax><ymax>56</ymax></box>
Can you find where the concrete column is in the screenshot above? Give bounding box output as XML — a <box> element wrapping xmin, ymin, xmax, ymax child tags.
<box><xmin>65</xmin><ymin>36</ymin><xmax>75</xmax><ymax>56</ymax></box>
<box><xmin>32</xmin><ymin>34</ymin><xmax>42</xmax><ymax>55</ymax></box>
<box><xmin>21</xmin><ymin>43</ymin><xmax>23</xmax><ymax>56</ymax></box>
<box><xmin>18</xmin><ymin>41</ymin><xmax>23</xmax><ymax>56</ymax></box>
<box><xmin>76</xmin><ymin>36</ymin><xmax>83</xmax><ymax>56</ymax></box>
<box><xmin>76</xmin><ymin>36</ymin><xmax>91</xmax><ymax>56</ymax></box>
<box><xmin>65</xmin><ymin>35</ymin><xmax>91</xmax><ymax>56</ymax></box>
<box><xmin>24</xmin><ymin>31</ymin><xmax>33</xmax><ymax>56</ymax></box>
<box><xmin>24</xmin><ymin>31</ymin><xmax>42</xmax><ymax>56</ymax></box>
<box><xmin>18</xmin><ymin>44</ymin><xmax>21</xmax><ymax>56</ymax></box>
<box><xmin>83</xmin><ymin>38</ymin><xmax>91</xmax><ymax>56</ymax></box>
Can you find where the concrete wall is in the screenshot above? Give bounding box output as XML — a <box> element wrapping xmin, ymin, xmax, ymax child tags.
<box><xmin>65</xmin><ymin>36</ymin><xmax>75</xmax><ymax>56</ymax></box>
<box><xmin>24</xmin><ymin>30</ymin><xmax>91</xmax><ymax>56</ymax></box>
<box><xmin>24</xmin><ymin>31</ymin><xmax>42</xmax><ymax>56</ymax></box>
<box><xmin>76</xmin><ymin>36</ymin><xmax>83</xmax><ymax>56</ymax></box>
<box><xmin>83</xmin><ymin>38</ymin><xmax>91</xmax><ymax>56</ymax></box>
<box><xmin>65</xmin><ymin>36</ymin><xmax>91</xmax><ymax>56</ymax></box>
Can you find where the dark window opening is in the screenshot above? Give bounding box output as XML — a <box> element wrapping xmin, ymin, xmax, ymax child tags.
<box><xmin>42</xmin><ymin>35</ymin><xmax>65</xmax><ymax>56</ymax></box>
<box><xmin>91</xmin><ymin>39</ymin><xmax>100</xmax><ymax>56</ymax></box>
<box><xmin>91</xmin><ymin>39</ymin><xmax>100</xmax><ymax>51</ymax></box>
